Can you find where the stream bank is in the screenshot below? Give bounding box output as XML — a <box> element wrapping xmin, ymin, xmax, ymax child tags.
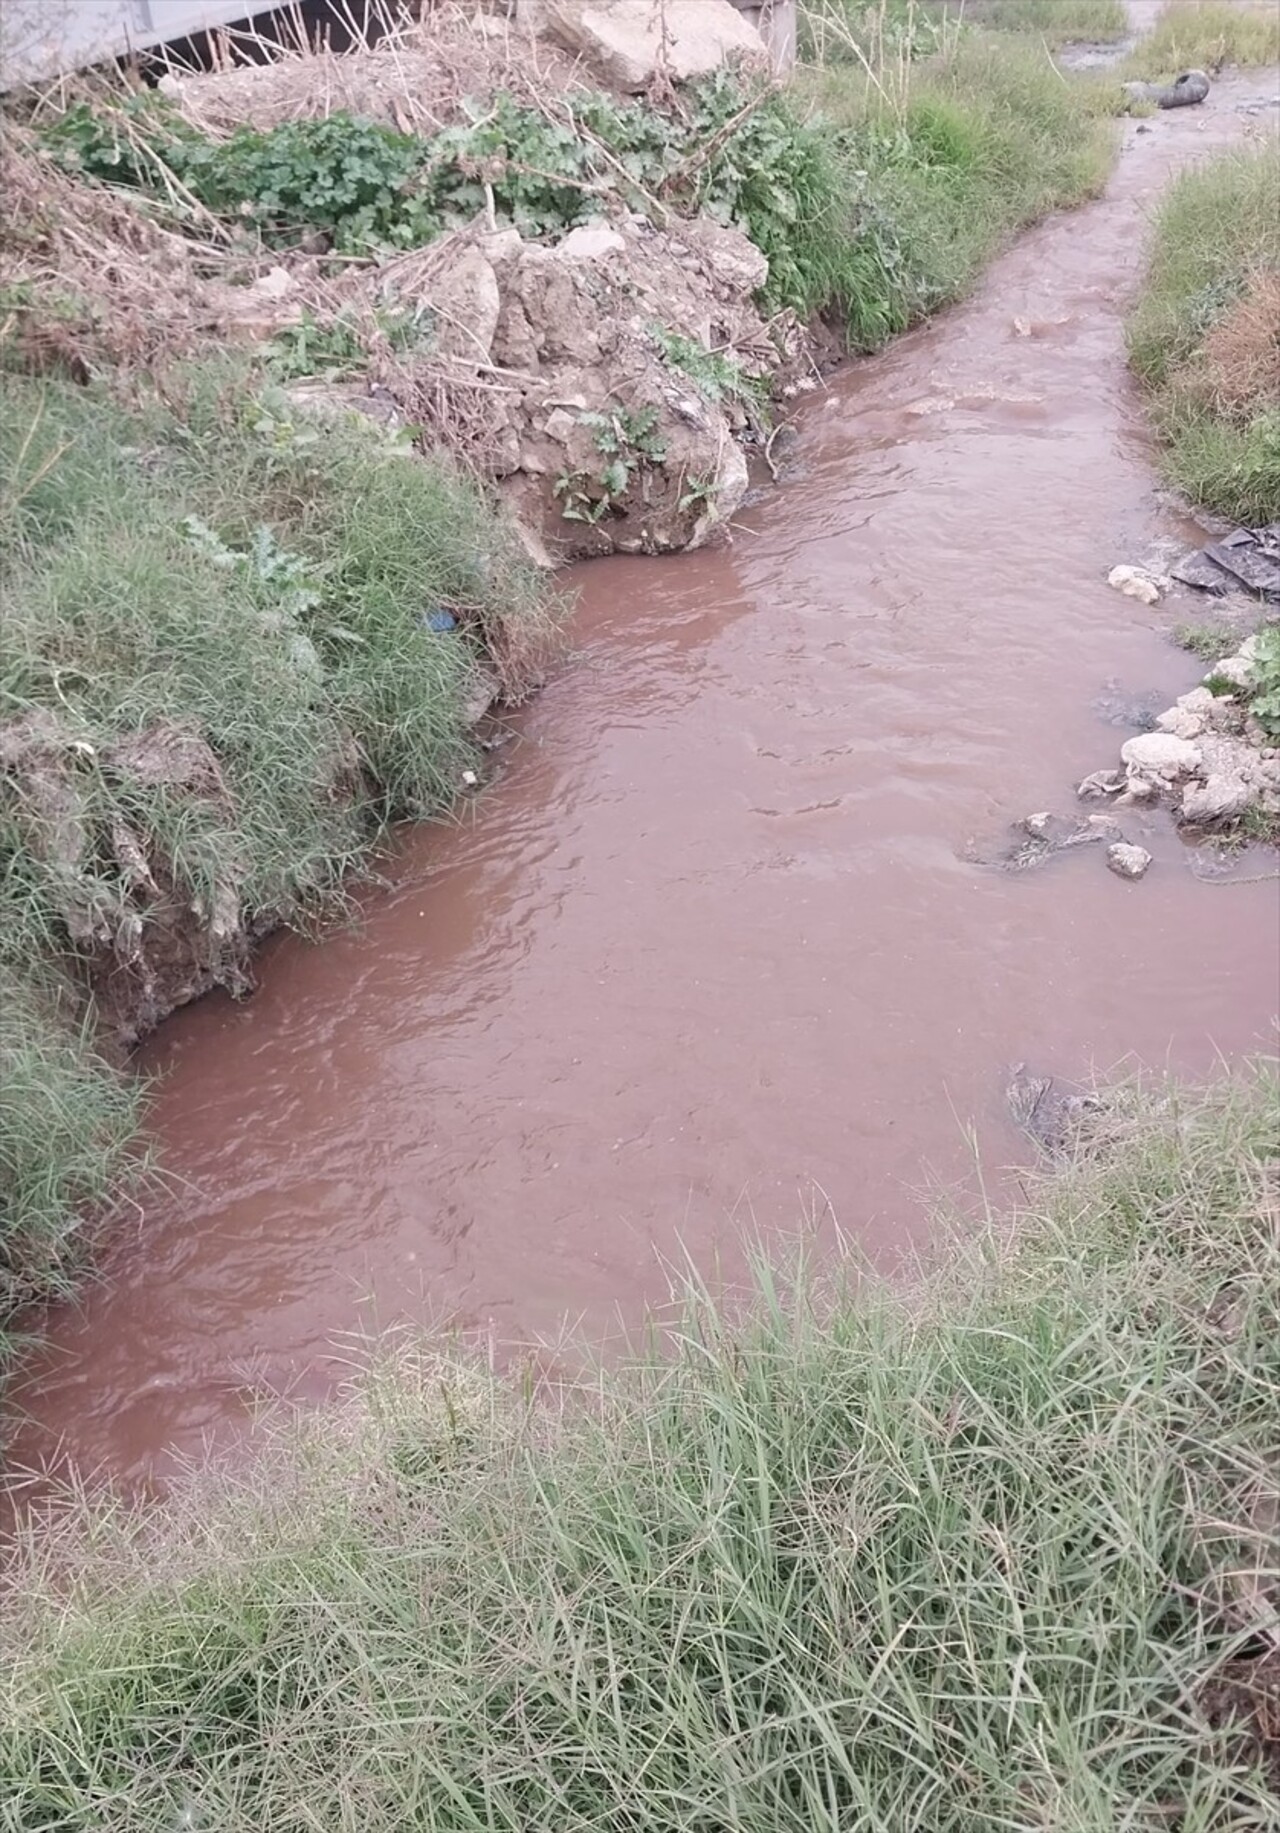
<box><xmin>0</xmin><ymin>8</ymin><xmax>1127</xmax><ymax>1404</ymax></box>
<box><xmin>7</xmin><ymin>57</ymin><xmax>1278</xmax><ymax>1488</ymax></box>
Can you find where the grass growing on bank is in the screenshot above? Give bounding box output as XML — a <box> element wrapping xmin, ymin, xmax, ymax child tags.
<box><xmin>959</xmin><ymin>0</ymin><xmax>1127</xmax><ymax>43</ymax></box>
<box><xmin>0</xmin><ymin>365</ymin><xmax>557</xmax><ymax>1375</ymax></box>
<box><xmin>1121</xmin><ymin>0</ymin><xmax>1280</xmax><ymax>79</ymax></box>
<box><xmin>801</xmin><ymin>31</ymin><xmax>1116</xmax><ymax>346</ymax></box>
<box><xmin>2</xmin><ymin>1065</ymin><xmax>1278</xmax><ymax>1830</ymax></box>
<box><xmin>1128</xmin><ymin>142</ymin><xmax>1280</xmax><ymax>525</ymax></box>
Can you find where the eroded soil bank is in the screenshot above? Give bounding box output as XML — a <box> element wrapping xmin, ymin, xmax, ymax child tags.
<box><xmin>7</xmin><ymin>68</ymin><xmax>1279</xmax><ymax>1488</ymax></box>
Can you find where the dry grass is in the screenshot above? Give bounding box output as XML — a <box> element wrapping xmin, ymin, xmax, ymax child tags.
<box><xmin>1129</xmin><ymin>143</ymin><xmax>1280</xmax><ymax>525</ymax></box>
<box><xmin>150</xmin><ymin>2</ymin><xmax>587</xmax><ymax>139</ymax></box>
<box><xmin>1191</xmin><ymin>268</ymin><xmax>1280</xmax><ymax>422</ymax></box>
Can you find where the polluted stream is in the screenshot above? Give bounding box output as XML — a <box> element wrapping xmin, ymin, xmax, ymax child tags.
<box><xmin>8</xmin><ymin>74</ymin><xmax>1280</xmax><ymax>1490</ymax></box>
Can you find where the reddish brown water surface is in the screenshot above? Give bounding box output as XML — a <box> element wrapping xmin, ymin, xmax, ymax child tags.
<box><xmin>8</xmin><ymin>78</ymin><xmax>1280</xmax><ymax>1487</ymax></box>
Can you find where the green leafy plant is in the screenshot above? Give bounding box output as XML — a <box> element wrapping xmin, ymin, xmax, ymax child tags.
<box><xmin>650</xmin><ymin>325</ymin><xmax>768</xmax><ymax>414</ymax></box>
<box><xmin>555</xmin><ymin>406</ymin><xmax>668</xmax><ymax>524</ymax></box>
<box><xmin>1250</xmin><ymin>623</ymin><xmax>1280</xmax><ymax>737</ymax></box>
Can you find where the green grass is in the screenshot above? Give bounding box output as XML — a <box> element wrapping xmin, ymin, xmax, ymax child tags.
<box><xmin>2</xmin><ymin>1065</ymin><xmax>1277</xmax><ymax>1830</ymax></box>
<box><xmin>1128</xmin><ymin>144</ymin><xmax>1280</xmax><ymax>526</ymax></box>
<box><xmin>0</xmin><ymin>971</ymin><xmax>149</xmax><ymax>1362</ymax></box>
<box><xmin>960</xmin><ymin>0</ymin><xmax>1127</xmax><ymax>43</ymax></box>
<box><xmin>800</xmin><ymin>32</ymin><xmax>1116</xmax><ymax>347</ymax></box>
<box><xmin>0</xmin><ymin>365</ymin><xmax>559</xmax><ymax>1378</ymax></box>
<box><xmin>1121</xmin><ymin>0</ymin><xmax>1280</xmax><ymax>79</ymax></box>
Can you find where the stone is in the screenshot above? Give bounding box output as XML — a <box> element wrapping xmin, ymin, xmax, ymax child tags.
<box><xmin>1077</xmin><ymin>768</ymin><xmax>1125</xmax><ymax>799</ymax></box>
<box><xmin>540</xmin><ymin>0</ymin><xmax>766</xmax><ymax>92</ymax></box>
<box><xmin>1022</xmin><ymin>811</ymin><xmax>1054</xmax><ymax>838</ymax></box>
<box><xmin>1107</xmin><ymin>564</ymin><xmax>1161</xmax><ymax>605</ymax></box>
<box><xmin>1205</xmin><ymin>653</ymin><xmax>1254</xmax><ymax>691</ymax></box>
<box><xmin>1107</xmin><ymin>842</ymin><xmax>1152</xmax><ymax>880</ymax></box>
<box><xmin>1180</xmin><ymin>773</ymin><xmax>1256</xmax><ymax>826</ymax></box>
<box><xmin>676</xmin><ymin>216</ymin><xmax>769</xmax><ymax>294</ymax></box>
<box><xmin>1176</xmin><ymin>686</ymin><xmax>1217</xmax><ymax>715</ymax></box>
<box><xmin>554</xmin><ymin>223</ymin><xmax>626</xmax><ymax>262</ymax></box>
<box><xmin>1120</xmin><ymin>732</ymin><xmax>1202</xmax><ymax>779</ymax></box>
<box><xmin>1155</xmin><ymin>705</ymin><xmax>1204</xmax><ymax>740</ymax></box>
<box><xmin>252</xmin><ymin>265</ymin><xmax>293</xmax><ymax>299</ymax></box>
<box><xmin>1199</xmin><ymin>732</ymin><xmax>1267</xmax><ymax>786</ymax></box>
<box><xmin>422</xmin><ymin>250</ymin><xmax>501</xmax><ymax>363</ymax></box>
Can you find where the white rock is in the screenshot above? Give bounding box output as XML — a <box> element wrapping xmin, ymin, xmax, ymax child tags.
<box><xmin>1180</xmin><ymin>773</ymin><xmax>1255</xmax><ymax>825</ymax></box>
<box><xmin>423</xmin><ymin>250</ymin><xmax>501</xmax><ymax>363</ymax></box>
<box><xmin>676</xmin><ymin>217</ymin><xmax>769</xmax><ymax>295</ymax></box>
<box><xmin>1120</xmin><ymin>732</ymin><xmax>1202</xmax><ymax>779</ymax></box>
<box><xmin>1077</xmin><ymin>768</ymin><xmax>1125</xmax><ymax>798</ymax></box>
<box><xmin>1206</xmin><ymin>653</ymin><xmax>1254</xmax><ymax>690</ymax></box>
<box><xmin>1107</xmin><ymin>842</ymin><xmax>1152</xmax><ymax>880</ymax></box>
<box><xmin>1107</xmin><ymin>564</ymin><xmax>1161</xmax><ymax>605</ymax></box>
<box><xmin>1199</xmin><ymin>732</ymin><xmax>1267</xmax><ymax>786</ymax></box>
<box><xmin>540</xmin><ymin>0</ymin><xmax>766</xmax><ymax>91</ymax></box>
<box><xmin>1176</xmin><ymin>686</ymin><xmax>1217</xmax><ymax>715</ymax></box>
<box><xmin>1239</xmin><ymin>634</ymin><xmax>1262</xmax><ymax>661</ymax></box>
<box><xmin>252</xmin><ymin>265</ymin><xmax>293</xmax><ymax>299</ymax></box>
<box><xmin>1022</xmin><ymin>811</ymin><xmax>1054</xmax><ymax>837</ymax></box>
<box><xmin>1155</xmin><ymin>705</ymin><xmax>1204</xmax><ymax>740</ymax></box>
<box><xmin>554</xmin><ymin>223</ymin><xmax>626</xmax><ymax>262</ymax></box>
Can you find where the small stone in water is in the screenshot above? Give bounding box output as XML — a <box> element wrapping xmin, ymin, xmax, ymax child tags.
<box><xmin>1107</xmin><ymin>842</ymin><xmax>1152</xmax><ymax>880</ymax></box>
<box><xmin>1107</xmin><ymin>565</ymin><xmax>1161</xmax><ymax>605</ymax></box>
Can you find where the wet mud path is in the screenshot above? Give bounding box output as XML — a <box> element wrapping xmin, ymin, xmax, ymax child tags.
<box><xmin>9</xmin><ymin>68</ymin><xmax>1280</xmax><ymax>1487</ymax></box>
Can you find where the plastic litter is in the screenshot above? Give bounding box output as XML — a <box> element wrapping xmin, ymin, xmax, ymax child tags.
<box><xmin>423</xmin><ymin>607</ymin><xmax>458</xmax><ymax>632</ymax></box>
<box><xmin>1171</xmin><ymin>525</ymin><xmax>1280</xmax><ymax>604</ymax></box>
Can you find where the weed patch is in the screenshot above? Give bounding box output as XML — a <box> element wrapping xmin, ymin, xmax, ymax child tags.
<box><xmin>2</xmin><ymin>1067</ymin><xmax>1277</xmax><ymax>1829</ymax></box>
<box><xmin>1121</xmin><ymin>0</ymin><xmax>1280</xmax><ymax>79</ymax></box>
<box><xmin>1128</xmin><ymin>144</ymin><xmax>1280</xmax><ymax>525</ymax></box>
<box><xmin>800</xmin><ymin>32</ymin><xmax>1116</xmax><ymax>346</ymax></box>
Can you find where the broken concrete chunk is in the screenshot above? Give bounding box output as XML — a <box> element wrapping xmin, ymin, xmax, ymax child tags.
<box><xmin>1155</xmin><ymin>705</ymin><xmax>1205</xmax><ymax>741</ymax></box>
<box><xmin>1107</xmin><ymin>564</ymin><xmax>1162</xmax><ymax>605</ymax></box>
<box><xmin>1120</xmin><ymin>732</ymin><xmax>1202</xmax><ymax>779</ymax></box>
<box><xmin>1077</xmin><ymin>768</ymin><xmax>1126</xmax><ymax>799</ymax></box>
<box><xmin>421</xmin><ymin>250</ymin><xmax>502</xmax><ymax>363</ymax></box>
<box><xmin>539</xmin><ymin>0</ymin><xmax>766</xmax><ymax>92</ymax></box>
<box><xmin>675</xmin><ymin>216</ymin><xmax>769</xmax><ymax>295</ymax></box>
<box><xmin>554</xmin><ymin>223</ymin><xmax>627</xmax><ymax>262</ymax></box>
<box><xmin>1205</xmin><ymin>653</ymin><xmax>1255</xmax><ymax>691</ymax></box>
<box><xmin>1180</xmin><ymin>773</ymin><xmax>1256</xmax><ymax>826</ymax></box>
<box><xmin>1107</xmin><ymin>842</ymin><xmax>1152</xmax><ymax>880</ymax></box>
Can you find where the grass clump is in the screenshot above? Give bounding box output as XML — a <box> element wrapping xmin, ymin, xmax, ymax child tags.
<box><xmin>1128</xmin><ymin>143</ymin><xmax>1280</xmax><ymax>526</ymax></box>
<box><xmin>0</xmin><ymin>970</ymin><xmax>147</xmax><ymax>1373</ymax></box>
<box><xmin>959</xmin><ymin>0</ymin><xmax>1127</xmax><ymax>43</ymax></box>
<box><xmin>1121</xmin><ymin>0</ymin><xmax>1280</xmax><ymax>79</ymax></box>
<box><xmin>0</xmin><ymin>364</ymin><xmax>558</xmax><ymax>1375</ymax></box>
<box><xmin>2</xmin><ymin>1066</ymin><xmax>1278</xmax><ymax>1830</ymax></box>
<box><xmin>801</xmin><ymin>31</ymin><xmax>1116</xmax><ymax>346</ymax></box>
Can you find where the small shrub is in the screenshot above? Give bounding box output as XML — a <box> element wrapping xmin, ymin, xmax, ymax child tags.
<box><xmin>1251</xmin><ymin>623</ymin><xmax>1280</xmax><ymax>737</ymax></box>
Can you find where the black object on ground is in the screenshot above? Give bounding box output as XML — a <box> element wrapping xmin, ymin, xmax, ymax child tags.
<box><xmin>1172</xmin><ymin>525</ymin><xmax>1280</xmax><ymax>603</ymax></box>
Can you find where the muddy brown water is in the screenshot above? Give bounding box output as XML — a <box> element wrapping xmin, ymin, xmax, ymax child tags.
<box><xmin>8</xmin><ymin>74</ymin><xmax>1280</xmax><ymax>1491</ymax></box>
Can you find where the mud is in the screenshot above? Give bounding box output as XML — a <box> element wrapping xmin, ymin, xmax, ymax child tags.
<box><xmin>6</xmin><ymin>68</ymin><xmax>1280</xmax><ymax>1490</ymax></box>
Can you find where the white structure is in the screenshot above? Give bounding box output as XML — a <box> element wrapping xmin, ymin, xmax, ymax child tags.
<box><xmin>0</xmin><ymin>0</ymin><xmax>287</xmax><ymax>87</ymax></box>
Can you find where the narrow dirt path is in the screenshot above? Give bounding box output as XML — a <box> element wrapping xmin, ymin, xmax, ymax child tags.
<box><xmin>8</xmin><ymin>62</ymin><xmax>1279</xmax><ymax>1489</ymax></box>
